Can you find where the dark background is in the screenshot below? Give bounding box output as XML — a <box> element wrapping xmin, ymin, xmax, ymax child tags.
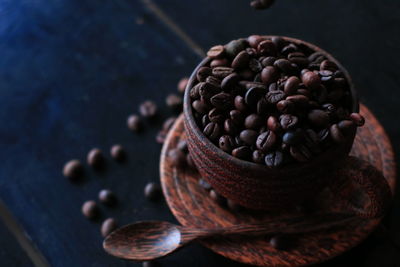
<box><xmin>0</xmin><ymin>0</ymin><xmax>399</xmax><ymax>266</ymax></box>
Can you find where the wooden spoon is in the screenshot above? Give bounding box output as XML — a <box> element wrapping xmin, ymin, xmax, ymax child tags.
<box><xmin>103</xmin><ymin>213</ymin><xmax>359</xmax><ymax>261</ymax></box>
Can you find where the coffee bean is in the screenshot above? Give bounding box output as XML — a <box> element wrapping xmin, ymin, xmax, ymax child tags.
<box><xmin>251</xmin><ymin>150</ymin><xmax>264</xmax><ymax>163</ymax></box>
<box><xmin>212</xmin><ymin>67</ymin><xmax>234</xmax><ymax>79</ymax></box>
<box><xmin>197</xmin><ymin>67</ymin><xmax>212</xmax><ymax>82</ymax></box>
<box><xmin>282</xmin><ymin>129</ymin><xmax>304</xmax><ymax>145</ymax></box>
<box><xmin>221</xmin><ymin>73</ymin><xmax>240</xmax><ymax>91</ymax></box>
<box><xmin>169</xmin><ymin>148</ymin><xmax>187</xmax><ymax>168</ymax></box>
<box><xmin>139</xmin><ymin>100</ymin><xmax>157</xmax><ymax>118</ymax></box>
<box><xmin>209</xmin><ymin>189</ymin><xmax>226</xmax><ymax>206</ymax></box>
<box><xmin>248</xmin><ymin>35</ymin><xmax>266</xmax><ymax>48</ymax></box>
<box><xmin>256</xmin><ymin>131</ymin><xmax>277</xmax><ymax>152</ymax></box>
<box><xmin>329</xmin><ymin>124</ymin><xmax>345</xmax><ymax>143</ymax></box>
<box><xmin>207</xmin><ymin>45</ymin><xmax>225</xmax><ymax>58</ymax></box>
<box><xmin>246</xmin><ymin>47</ymin><xmax>258</xmax><ymax>57</ymax></box>
<box><xmin>265</xmin><ymin>151</ymin><xmax>283</xmax><ymax>167</ymax></box>
<box><xmin>245</xmin><ymin>87</ymin><xmax>267</xmax><ymax>107</ymax></box>
<box><xmin>206</xmin><ymin>76</ymin><xmax>221</xmax><ymax>87</ymax></box>
<box><xmin>274</xmin><ymin>59</ymin><xmax>296</xmax><ymax>74</ymax></box>
<box><xmin>267</xmin><ymin>116</ymin><xmax>280</xmax><ymax>131</ymax></box>
<box><xmin>192</xmin><ymin>100</ymin><xmax>209</xmax><ymax>114</ymax></box>
<box><xmin>166</xmin><ymin>94</ymin><xmax>183</xmax><ymax>110</ymax></box>
<box><xmin>302</xmin><ymin>71</ymin><xmax>321</xmax><ymax>90</ymax></box>
<box><xmin>231</xmin><ymin>51</ymin><xmax>250</xmax><ymax>69</ymax></box>
<box><xmin>251</xmin><ymin>0</ymin><xmax>275</xmax><ymax>10</ymax></box>
<box><xmin>279</xmin><ymin>114</ymin><xmax>298</xmax><ymax>130</ymax></box>
<box><xmin>261</xmin><ymin>66</ymin><xmax>279</xmax><ymax>84</ymax></box>
<box><xmin>101</xmin><ymin>218</ymin><xmax>118</xmax><ymax>237</ymax></box>
<box><xmin>276</xmin><ymin>100</ymin><xmax>294</xmax><ymax>114</ymax></box>
<box><xmin>127</xmin><ymin>114</ymin><xmax>142</xmax><ymax>132</ymax></box>
<box><xmin>257</xmin><ymin>40</ymin><xmax>277</xmax><ymax>56</ymax></box>
<box><xmin>82</xmin><ymin>200</ymin><xmax>99</xmax><ymax>220</ymax></box>
<box><xmin>110</xmin><ymin>145</ymin><xmax>126</xmax><ymax>161</ymax></box>
<box><xmin>268</xmin><ymin>82</ymin><xmax>278</xmax><ymax>91</ymax></box>
<box><xmin>87</xmin><ymin>148</ymin><xmax>105</xmax><ymax>169</ymax></box>
<box><xmin>308</xmin><ymin>109</ymin><xmax>330</xmax><ymax>128</ymax></box>
<box><xmin>234</xmin><ymin>95</ymin><xmax>247</xmax><ymax>112</ymax></box>
<box><xmin>286</xmin><ymin>95</ymin><xmax>309</xmax><ymax>108</ymax></box>
<box><xmin>320</xmin><ymin>60</ymin><xmax>338</xmax><ymax>72</ymax></box>
<box><xmin>190</xmin><ymin>83</ymin><xmax>201</xmax><ymax>99</ymax></box>
<box><xmin>98</xmin><ymin>189</ymin><xmax>117</xmax><ymax>206</ymax></box>
<box><xmin>244</xmin><ymin>114</ymin><xmax>264</xmax><ymax>129</ymax></box>
<box><xmin>207</xmin><ymin>108</ymin><xmax>224</xmax><ymax>123</ymax></box>
<box><xmin>257</xmin><ymin>98</ymin><xmax>269</xmax><ymax>115</ymax></box>
<box><xmin>230</xmin><ymin>110</ymin><xmax>244</xmax><ymax>125</ymax></box>
<box><xmin>281</xmin><ymin>43</ymin><xmax>298</xmax><ymax>55</ymax></box>
<box><xmin>249</xmin><ymin>58</ymin><xmax>263</xmax><ymax>73</ymax></box>
<box><xmin>238</xmin><ymin>69</ymin><xmax>255</xmax><ymax>80</ymax></box>
<box><xmin>225</xmin><ymin>39</ymin><xmax>247</xmax><ymax>58</ymax></box>
<box><xmin>224</xmin><ymin>119</ymin><xmax>239</xmax><ymax>135</ymax></box>
<box><xmin>218</xmin><ymin>134</ymin><xmax>235</xmax><ymax>153</ymax></box>
<box><xmin>338</xmin><ymin>120</ymin><xmax>356</xmax><ymax>135</ymax></box>
<box><xmin>284</xmin><ymin>76</ymin><xmax>300</xmax><ymax>95</ymax></box>
<box><xmin>290</xmin><ymin>144</ymin><xmax>312</xmax><ymax>162</ymax></box>
<box><xmin>266</xmin><ymin>90</ymin><xmax>285</xmax><ymax>104</ymax></box>
<box><xmin>303</xmin><ymin>129</ymin><xmax>320</xmax><ymax>154</ymax></box>
<box><xmin>143</xmin><ymin>261</ymin><xmax>160</xmax><ymax>267</ymax></box>
<box><xmin>198</xmin><ymin>178</ymin><xmax>212</xmax><ymax>191</ymax></box>
<box><xmin>63</xmin><ymin>160</ymin><xmax>84</xmax><ymax>180</ymax></box>
<box><xmin>177</xmin><ymin>140</ymin><xmax>188</xmax><ymax>153</ymax></box>
<box><xmin>210</xmin><ymin>58</ymin><xmax>229</xmax><ymax>68</ymax></box>
<box><xmin>144</xmin><ymin>182</ymin><xmax>162</xmax><ymax>201</ymax></box>
<box><xmin>232</xmin><ymin>146</ymin><xmax>252</xmax><ymax>160</ymax></box>
<box><xmin>239</xmin><ymin>130</ymin><xmax>259</xmax><ymax>145</ymax></box>
<box><xmin>318</xmin><ymin>128</ymin><xmax>330</xmax><ymax>142</ymax></box>
<box><xmin>350</xmin><ymin>113</ymin><xmax>365</xmax><ymax>126</ymax></box>
<box><xmin>204</xmin><ymin>122</ymin><xmax>222</xmax><ymax>141</ymax></box>
<box><xmin>271</xmin><ymin>36</ymin><xmax>285</xmax><ymax>50</ymax></box>
<box><xmin>210</xmin><ymin>92</ymin><xmax>232</xmax><ymax>110</ymax></box>
<box><xmin>178</xmin><ymin>77</ymin><xmax>189</xmax><ymax>93</ymax></box>
<box><xmin>261</xmin><ymin>56</ymin><xmax>276</xmax><ymax>67</ymax></box>
<box><xmin>198</xmin><ymin>82</ymin><xmax>221</xmax><ymax>99</ymax></box>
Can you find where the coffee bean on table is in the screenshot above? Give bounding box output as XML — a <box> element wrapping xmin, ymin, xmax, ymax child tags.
<box><xmin>63</xmin><ymin>160</ymin><xmax>84</xmax><ymax>180</ymax></box>
<box><xmin>127</xmin><ymin>114</ymin><xmax>142</xmax><ymax>132</ymax></box>
<box><xmin>87</xmin><ymin>148</ymin><xmax>105</xmax><ymax>168</ymax></box>
<box><xmin>177</xmin><ymin>77</ymin><xmax>189</xmax><ymax>93</ymax></box>
<box><xmin>98</xmin><ymin>189</ymin><xmax>117</xmax><ymax>206</ymax></box>
<box><xmin>166</xmin><ymin>94</ymin><xmax>183</xmax><ymax>110</ymax></box>
<box><xmin>139</xmin><ymin>100</ymin><xmax>158</xmax><ymax>118</ymax></box>
<box><xmin>101</xmin><ymin>218</ymin><xmax>118</xmax><ymax>237</ymax></box>
<box><xmin>82</xmin><ymin>200</ymin><xmax>99</xmax><ymax>220</ymax></box>
<box><xmin>110</xmin><ymin>145</ymin><xmax>126</xmax><ymax>161</ymax></box>
<box><xmin>144</xmin><ymin>182</ymin><xmax>162</xmax><ymax>201</ymax></box>
<box><xmin>308</xmin><ymin>109</ymin><xmax>330</xmax><ymax>128</ymax></box>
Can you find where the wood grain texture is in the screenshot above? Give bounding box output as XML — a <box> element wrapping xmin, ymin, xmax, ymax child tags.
<box><xmin>160</xmin><ymin>104</ymin><xmax>396</xmax><ymax>267</ymax></box>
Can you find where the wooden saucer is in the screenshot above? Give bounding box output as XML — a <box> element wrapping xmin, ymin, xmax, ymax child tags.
<box><xmin>160</xmin><ymin>104</ymin><xmax>396</xmax><ymax>267</ymax></box>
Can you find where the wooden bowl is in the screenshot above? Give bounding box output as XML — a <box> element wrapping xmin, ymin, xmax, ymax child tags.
<box><xmin>183</xmin><ymin>36</ymin><xmax>359</xmax><ymax>210</ymax></box>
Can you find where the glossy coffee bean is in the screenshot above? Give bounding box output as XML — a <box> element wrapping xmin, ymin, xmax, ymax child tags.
<box><xmin>197</xmin><ymin>67</ymin><xmax>212</xmax><ymax>82</ymax></box>
<box><xmin>101</xmin><ymin>218</ymin><xmax>118</xmax><ymax>237</ymax></box>
<box><xmin>265</xmin><ymin>151</ymin><xmax>283</xmax><ymax>167</ymax></box>
<box><xmin>267</xmin><ymin>116</ymin><xmax>280</xmax><ymax>131</ymax></box>
<box><xmin>82</xmin><ymin>200</ymin><xmax>99</xmax><ymax>220</ymax></box>
<box><xmin>256</xmin><ymin>131</ymin><xmax>277</xmax><ymax>152</ymax></box>
<box><xmin>261</xmin><ymin>66</ymin><xmax>279</xmax><ymax>84</ymax></box>
<box><xmin>139</xmin><ymin>100</ymin><xmax>158</xmax><ymax>118</ymax></box>
<box><xmin>279</xmin><ymin>114</ymin><xmax>298</xmax><ymax>130</ymax></box>
<box><xmin>98</xmin><ymin>189</ymin><xmax>117</xmax><ymax>206</ymax></box>
<box><xmin>244</xmin><ymin>114</ymin><xmax>264</xmax><ymax>129</ymax></box>
<box><xmin>207</xmin><ymin>45</ymin><xmax>225</xmax><ymax>58</ymax></box>
<box><xmin>245</xmin><ymin>87</ymin><xmax>266</xmax><ymax>107</ymax></box>
<box><xmin>308</xmin><ymin>109</ymin><xmax>330</xmax><ymax>128</ymax></box>
<box><xmin>301</xmin><ymin>71</ymin><xmax>321</xmax><ymax>90</ymax></box>
<box><xmin>231</xmin><ymin>51</ymin><xmax>250</xmax><ymax>69</ymax></box>
<box><xmin>210</xmin><ymin>92</ymin><xmax>232</xmax><ymax>110</ymax></box>
<box><xmin>350</xmin><ymin>113</ymin><xmax>365</xmax><ymax>126</ymax></box>
<box><xmin>63</xmin><ymin>160</ymin><xmax>84</xmax><ymax>180</ymax></box>
<box><xmin>266</xmin><ymin>90</ymin><xmax>285</xmax><ymax>104</ymax></box>
<box><xmin>127</xmin><ymin>114</ymin><xmax>142</xmax><ymax>132</ymax></box>
<box><xmin>252</xmin><ymin>150</ymin><xmax>265</xmax><ymax>164</ymax></box>
<box><xmin>234</xmin><ymin>95</ymin><xmax>247</xmax><ymax>112</ymax></box>
<box><xmin>239</xmin><ymin>130</ymin><xmax>259</xmax><ymax>145</ymax></box>
<box><xmin>204</xmin><ymin>122</ymin><xmax>222</xmax><ymax>141</ymax></box>
<box><xmin>282</xmin><ymin>130</ymin><xmax>304</xmax><ymax>145</ymax></box>
<box><xmin>330</xmin><ymin>124</ymin><xmax>345</xmax><ymax>143</ymax></box>
<box><xmin>232</xmin><ymin>146</ymin><xmax>252</xmax><ymax>160</ymax></box>
<box><xmin>144</xmin><ymin>182</ymin><xmax>162</xmax><ymax>201</ymax></box>
<box><xmin>219</xmin><ymin>135</ymin><xmax>235</xmax><ymax>153</ymax></box>
<box><xmin>225</xmin><ymin>39</ymin><xmax>247</xmax><ymax>58</ymax></box>
<box><xmin>229</xmin><ymin>110</ymin><xmax>244</xmax><ymax>125</ymax></box>
<box><xmin>284</xmin><ymin>76</ymin><xmax>300</xmax><ymax>95</ymax></box>
<box><xmin>224</xmin><ymin>119</ymin><xmax>239</xmax><ymax>135</ymax></box>
<box><xmin>110</xmin><ymin>145</ymin><xmax>126</xmax><ymax>161</ymax></box>
<box><xmin>221</xmin><ymin>73</ymin><xmax>240</xmax><ymax>91</ymax></box>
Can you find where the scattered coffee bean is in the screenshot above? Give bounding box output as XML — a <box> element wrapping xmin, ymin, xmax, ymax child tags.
<box><xmin>166</xmin><ymin>94</ymin><xmax>183</xmax><ymax>110</ymax></box>
<box><xmin>144</xmin><ymin>182</ymin><xmax>162</xmax><ymax>201</ymax></box>
<box><xmin>139</xmin><ymin>100</ymin><xmax>158</xmax><ymax>118</ymax></box>
<box><xmin>329</xmin><ymin>124</ymin><xmax>345</xmax><ymax>143</ymax></box>
<box><xmin>63</xmin><ymin>160</ymin><xmax>84</xmax><ymax>180</ymax></box>
<box><xmin>110</xmin><ymin>144</ymin><xmax>126</xmax><ymax>161</ymax></box>
<box><xmin>142</xmin><ymin>261</ymin><xmax>160</xmax><ymax>267</ymax></box>
<box><xmin>82</xmin><ymin>200</ymin><xmax>99</xmax><ymax>220</ymax></box>
<box><xmin>350</xmin><ymin>113</ymin><xmax>365</xmax><ymax>126</ymax></box>
<box><xmin>98</xmin><ymin>189</ymin><xmax>117</xmax><ymax>206</ymax></box>
<box><xmin>87</xmin><ymin>148</ymin><xmax>104</xmax><ymax>169</ymax></box>
<box><xmin>127</xmin><ymin>114</ymin><xmax>142</xmax><ymax>132</ymax></box>
<box><xmin>169</xmin><ymin>148</ymin><xmax>187</xmax><ymax>168</ymax></box>
<box><xmin>209</xmin><ymin>189</ymin><xmax>226</xmax><ymax>206</ymax></box>
<box><xmin>177</xmin><ymin>77</ymin><xmax>189</xmax><ymax>93</ymax></box>
<box><xmin>101</xmin><ymin>218</ymin><xmax>118</xmax><ymax>237</ymax></box>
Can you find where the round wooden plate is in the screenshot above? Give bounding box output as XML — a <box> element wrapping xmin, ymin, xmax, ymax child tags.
<box><xmin>160</xmin><ymin>104</ymin><xmax>396</xmax><ymax>267</ymax></box>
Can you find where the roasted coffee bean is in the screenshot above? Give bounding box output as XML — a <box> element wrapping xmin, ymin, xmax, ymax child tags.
<box><xmin>271</xmin><ymin>36</ymin><xmax>285</xmax><ymax>50</ymax></box>
<box><xmin>110</xmin><ymin>144</ymin><xmax>126</xmax><ymax>161</ymax></box>
<box><xmin>98</xmin><ymin>189</ymin><xmax>117</xmax><ymax>206</ymax></box>
<box><xmin>198</xmin><ymin>82</ymin><xmax>221</xmax><ymax>99</ymax></box>
<box><xmin>282</xmin><ymin>129</ymin><xmax>304</xmax><ymax>145</ymax></box>
<box><xmin>256</xmin><ymin>131</ymin><xmax>277</xmax><ymax>152</ymax></box>
<box><xmin>224</xmin><ymin>119</ymin><xmax>239</xmax><ymax>135</ymax></box>
<box><xmin>143</xmin><ymin>261</ymin><xmax>160</xmax><ymax>267</ymax></box>
<box><xmin>261</xmin><ymin>56</ymin><xmax>276</xmax><ymax>67</ymax></box>
<box><xmin>248</xmin><ymin>58</ymin><xmax>263</xmax><ymax>73</ymax></box>
<box><xmin>238</xmin><ymin>69</ymin><xmax>255</xmax><ymax>80</ymax></box>
<box><xmin>221</xmin><ymin>73</ymin><xmax>240</xmax><ymax>91</ymax></box>
<box><xmin>219</xmin><ymin>135</ymin><xmax>235</xmax><ymax>153</ymax></box>
<box><xmin>308</xmin><ymin>52</ymin><xmax>325</xmax><ymax>63</ymax></box>
<box><xmin>330</xmin><ymin>124</ymin><xmax>345</xmax><ymax>143</ymax></box>
<box><xmin>127</xmin><ymin>114</ymin><xmax>142</xmax><ymax>132</ymax></box>
<box><xmin>284</xmin><ymin>76</ymin><xmax>300</xmax><ymax>95</ymax></box>
<box><xmin>230</xmin><ymin>110</ymin><xmax>244</xmax><ymax>125</ymax></box>
<box><xmin>63</xmin><ymin>159</ymin><xmax>84</xmax><ymax>180</ymax></box>
<box><xmin>240</xmin><ymin>81</ymin><xmax>266</xmax><ymax>90</ymax></box>
<box><xmin>232</xmin><ymin>51</ymin><xmax>250</xmax><ymax>69</ymax></box>
<box><xmin>210</xmin><ymin>92</ymin><xmax>232</xmax><ymax>110</ymax></box>
<box><xmin>212</xmin><ymin>67</ymin><xmax>234</xmax><ymax>79</ymax></box>
<box><xmin>190</xmin><ymin>82</ymin><xmax>201</xmax><ymax>99</ymax></box>
<box><xmin>290</xmin><ymin>144</ymin><xmax>312</xmax><ymax>162</ymax></box>
<box><xmin>281</xmin><ymin>43</ymin><xmax>298</xmax><ymax>55</ymax></box>
<box><xmin>303</xmin><ymin>129</ymin><xmax>320</xmax><ymax>154</ymax></box>
<box><xmin>279</xmin><ymin>114</ymin><xmax>299</xmax><ymax>130</ymax></box>
<box><xmin>257</xmin><ymin>40</ymin><xmax>276</xmax><ymax>56</ymax></box>
<box><xmin>201</xmin><ymin>114</ymin><xmax>210</xmax><ymax>127</ymax></box>
<box><xmin>101</xmin><ymin>218</ymin><xmax>118</xmax><ymax>237</ymax></box>
<box><xmin>198</xmin><ymin>178</ymin><xmax>212</xmax><ymax>191</ymax></box>
<box><xmin>192</xmin><ymin>100</ymin><xmax>209</xmax><ymax>114</ymax></box>
<box><xmin>227</xmin><ymin>199</ymin><xmax>242</xmax><ymax>212</ymax></box>
<box><xmin>245</xmin><ymin>86</ymin><xmax>267</xmax><ymax>107</ymax></box>
<box><xmin>274</xmin><ymin>59</ymin><xmax>296</xmax><ymax>74</ymax></box>
<box><xmin>232</xmin><ymin>146</ymin><xmax>252</xmax><ymax>160</ymax></box>
<box><xmin>209</xmin><ymin>189</ymin><xmax>226</xmax><ymax>206</ymax></box>
<box><xmin>144</xmin><ymin>182</ymin><xmax>162</xmax><ymax>201</ymax></box>
<box><xmin>240</xmin><ymin>130</ymin><xmax>259</xmax><ymax>145</ymax></box>
<box><xmin>267</xmin><ymin>116</ymin><xmax>280</xmax><ymax>131</ymax></box>
<box><xmin>244</xmin><ymin>114</ymin><xmax>264</xmax><ymax>129</ymax></box>
<box><xmin>246</xmin><ymin>47</ymin><xmax>258</xmax><ymax>57</ymax></box>
<box><xmin>350</xmin><ymin>113</ymin><xmax>365</xmax><ymax>126</ymax></box>
<box><xmin>266</xmin><ymin>90</ymin><xmax>286</xmax><ymax>104</ymax></box>
<box><xmin>261</xmin><ymin>66</ymin><xmax>279</xmax><ymax>84</ymax></box>
<box><xmin>82</xmin><ymin>200</ymin><xmax>99</xmax><ymax>219</ymax></box>
<box><xmin>338</xmin><ymin>120</ymin><xmax>356</xmax><ymax>135</ymax></box>
<box><xmin>319</xmin><ymin>70</ymin><xmax>334</xmax><ymax>83</ymax></box>
<box><xmin>234</xmin><ymin>95</ymin><xmax>247</xmax><ymax>112</ymax></box>
<box><xmin>210</xmin><ymin>58</ymin><xmax>229</xmax><ymax>68</ymax></box>
<box><xmin>207</xmin><ymin>45</ymin><xmax>225</xmax><ymax>58</ymax></box>
<box><xmin>234</xmin><ymin>135</ymin><xmax>245</xmax><ymax>147</ymax></box>
<box><xmin>166</xmin><ymin>94</ymin><xmax>183</xmax><ymax>110</ymax></box>
<box><xmin>178</xmin><ymin>77</ymin><xmax>189</xmax><ymax>93</ymax></box>
<box><xmin>252</xmin><ymin>150</ymin><xmax>265</xmax><ymax>163</ymax></box>
<box><xmin>268</xmin><ymin>82</ymin><xmax>278</xmax><ymax>92</ymax></box>
<box><xmin>270</xmin><ymin>235</ymin><xmax>291</xmax><ymax>250</ymax></box>
<box><xmin>320</xmin><ymin>60</ymin><xmax>338</xmax><ymax>72</ymax></box>
<box><xmin>204</xmin><ymin>122</ymin><xmax>222</xmax><ymax>141</ymax></box>
<box><xmin>302</xmin><ymin>71</ymin><xmax>321</xmax><ymax>90</ymax></box>
<box><xmin>286</xmin><ymin>95</ymin><xmax>309</xmax><ymax>108</ymax></box>
<box><xmin>251</xmin><ymin>0</ymin><xmax>275</xmax><ymax>10</ymax></box>
<box><xmin>276</xmin><ymin>100</ymin><xmax>294</xmax><ymax>114</ymax></box>
<box><xmin>225</xmin><ymin>39</ymin><xmax>247</xmax><ymax>58</ymax></box>
<box><xmin>208</xmin><ymin>108</ymin><xmax>224</xmax><ymax>123</ymax></box>
<box><xmin>308</xmin><ymin>109</ymin><xmax>330</xmax><ymax>128</ymax></box>
<box><xmin>206</xmin><ymin>76</ymin><xmax>221</xmax><ymax>87</ymax></box>
<box><xmin>87</xmin><ymin>148</ymin><xmax>105</xmax><ymax>168</ymax></box>
<box><xmin>265</xmin><ymin>151</ymin><xmax>284</xmax><ymax>167</ymax></box>
<box><xmin>318</xmin><ymin>128</ymin><xmax>330</xmax><ymax>142</ymax></box>
<box><xmin>248</xmin><ymin>35</ymin><xmax>266</xmax><ymax>48</ymax></box>
<box><xmin>169</xmin><ymin>148</ymin><xmax>187</xmax><ymax>168</ymax></box>
<box><xmin>197</xmin><ymin>66</ymin><xmax>212</xmax><ymax>82</ymax></box>
<box><xmin>139</xmin><ymin>101</ymin><xmax>158</xmax><ymax>118</ymax></box>
<box><xmin>257</xmin><ymin>98</ymin><xmax>269</xmax><ymax>115</ymax></box>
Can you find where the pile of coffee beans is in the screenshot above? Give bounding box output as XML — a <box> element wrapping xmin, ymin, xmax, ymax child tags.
<box><xmin>190</xmin><ymin>36</ymin><xmax>365</xmax><ymax>167</ymax></box>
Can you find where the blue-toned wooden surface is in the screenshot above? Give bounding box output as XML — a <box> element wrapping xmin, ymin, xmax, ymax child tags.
<box><xmin>0</xmin><ymin>0</ymin><xmax>399</xmax><ymax>266</ymax></box>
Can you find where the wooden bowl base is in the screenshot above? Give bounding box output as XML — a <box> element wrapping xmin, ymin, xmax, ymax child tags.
<box><xmin>160</xmin><ymin>104</ymin><xmax>396</xmax><ymax>267</ymax></box>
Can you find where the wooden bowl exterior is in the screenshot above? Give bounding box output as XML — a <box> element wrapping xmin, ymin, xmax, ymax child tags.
<box><xmin>183</xmin><ymin>36</ymin><xmax>359</xmax><ymax>210</ymax></box>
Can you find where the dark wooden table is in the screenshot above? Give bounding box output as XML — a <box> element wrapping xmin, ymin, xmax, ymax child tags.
<box><xmin>0</xmin><ymin>0</ymin><xmax>399</xmax><ymax>266</ymax></box>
